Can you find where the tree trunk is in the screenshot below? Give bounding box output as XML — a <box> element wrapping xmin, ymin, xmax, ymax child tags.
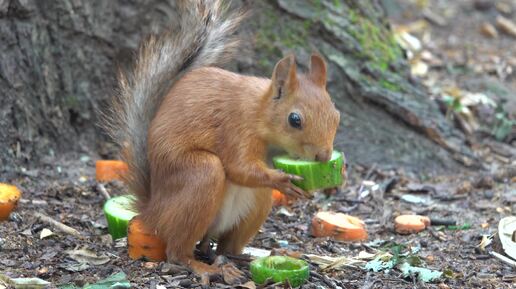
<box><xmin>0</xmin><ymin>0</ymin><xmax>475</xmax><ymax>174</ymax></box>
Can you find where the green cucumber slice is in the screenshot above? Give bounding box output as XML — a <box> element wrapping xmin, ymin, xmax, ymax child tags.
<box><xmin>103</xmin><ymin>195</ymin><xmax>138</xmax><ymax>239</ymax></box>
<box><xmin>250</xmin><ymin>256</ymin><xmax>309</xmax><ymax>287</ymax></box>
<box><xmin>272</xmin><ymin>150</ymin><xmax>345</xmax><ymax>192</ymax></box>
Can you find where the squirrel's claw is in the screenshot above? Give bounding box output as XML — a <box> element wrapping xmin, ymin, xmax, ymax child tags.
<box><xmin>272</xmin><ymin>171</ymin><xmax>308</xmax><ymax>199</ymax></box>
<box><xmin>213</xmin><ymin>255</ymin><xmax>246</xmax><ymax>285</ymax></box>
<box><xmin>287</xmin><ymin>174</ymin><xmax>304</xmax><ymax>182</ymax></box>
<box><xmin>284</xmin><ymin>183</ymin><xmax>309</xmax><ymax>199</ymax></box>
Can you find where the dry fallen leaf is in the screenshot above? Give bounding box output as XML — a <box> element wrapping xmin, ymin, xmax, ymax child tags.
<box><xmin>305</xmin><ymin>253</ymin><xmax>368</xmax><ymax>271</ymax></box>
<box><xmin>477</xmin><ymin>235</ymin><xmax>492</xmax><ymax>251</ymax></box>
<box><xmin>496</xmin><ymin>16</ymin><xmax>516</xmax><ymax>37</ymax></box>
<box><xmin>237</xmin><ymin>281</ymin><xmax>256</xmax><ymax>289</ymax></box>
<box><xmin>65</xmin><ymin>248</ymin><xmax>110</xmax><ymax>265</ymax></box>
<box><xmin>357</xmin><ymin>250</ymin><xmax>376</xmax><ymax>260</ymax></box>
<box><xmin>480</xmin><ymin>22</ymin><xmax>498</xmax><ymax>38</ymax></box>
<box><xmin>39</xmin><ymin>228</ymin><xmax>54</xmax><ymax>239</ymax></box>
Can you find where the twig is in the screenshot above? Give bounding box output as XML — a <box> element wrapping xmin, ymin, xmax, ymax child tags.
<box><xmin>490</xmin><ymin>251</ymin><xmax>516</xmax><ymax>267</ymax></box>
<box><xmin>429</xmin><ymin>218</ymin><xmax>456</xmax><ymax>226</ymax></box>
<box><xmin>332</xmin><ymin>197</ymin><xmax>366</xmax><ymax>204</ymax></box>
<box><xmin>226</xmin><ymin>254</ymin><xmax>252</xmax><ymax>263</ymax></box>
<box><xmin>96</xmin><ymin>183</ymin><xmax>111</xmax><ymax>200</ymax></box>
<box><xmin>33</xmin><ymin>212</ymin><xmax>83</xmax><ymax>238</ymax></box>
<box><xmin>310</xmin><ymin>271</ymin><xmax>338</xmax><ymax>289</ymax></box>
<box><xmin>364</xmin><ymin>163</ymin><xmax>377</xmax><ymax>180</ymax></box>
<box><xmin>433</xmin><ymin>194</ymin><xmax>468</xmax><ymax>201</ymax></box>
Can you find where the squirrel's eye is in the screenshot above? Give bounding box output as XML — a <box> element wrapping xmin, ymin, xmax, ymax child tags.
<box><xmin>288</xmin><ymin>112</ymin><xmax>302</xmax><ymax>129</ymax></box>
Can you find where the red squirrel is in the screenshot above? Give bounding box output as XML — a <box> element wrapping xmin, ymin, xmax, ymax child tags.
<box><xmin>104</xmin><ymin>0</ymin><xmax>339</xmax><ymax>278</ymax></box>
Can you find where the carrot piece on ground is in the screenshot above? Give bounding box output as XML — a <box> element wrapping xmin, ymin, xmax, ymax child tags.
<box><xmin>272</xmin><ymin>189</ymin><xmax>290</xmax><ymax>206</ymax></box>
<box><xmin>394</xmin><ymin>215</ymin><xmax>431</xmax><ymax>234</ymax></box>
<box><xmin>311</xmin><ymin>211</ymin><xmax>368</xmax><ymax>241</ymax></box>
<box><xmin>96</xmin><ymin>160</ymin><xmax>128</xmax><ymax>182</ymax></box>
<box><xmin>0</xmin><ymin>183</ymin><xmax>22</xmax><ymax>221</ymax></box>
<box><xmin>128</xmin><ymin>216</ymin><xmax>166</xmax><ymax>261</ymax></box>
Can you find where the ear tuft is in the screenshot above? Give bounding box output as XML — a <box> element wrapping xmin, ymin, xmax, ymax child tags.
<box><xmin>309</xmin><ymin>53</ymin><xmax>327</xmax><ymax>87</ymax></box>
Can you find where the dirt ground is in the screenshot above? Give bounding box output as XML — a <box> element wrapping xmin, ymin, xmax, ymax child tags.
<box><xmin>1</xmin><ymin>0</ymin><xmax>515</xmax><ymax>288</ymax></box>
<box><xmin>1</xmin><ymin>154</ymin><xmax>515</xmax><ymax>288</ymax></box>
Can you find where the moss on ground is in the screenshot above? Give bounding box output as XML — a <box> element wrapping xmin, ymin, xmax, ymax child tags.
<box><xmin>254</xmin><ymin>4</ymin><xmax>310</xmax><ymax>71</ymax></box>
<box><xmin>347</xmin><ymin>8</ymin><xmax>402</xmax><ymax>72</ymax></box>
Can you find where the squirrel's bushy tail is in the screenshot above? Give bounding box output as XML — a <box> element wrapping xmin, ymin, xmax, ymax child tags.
<box><xmin>103</xmin><ymin>0</ymin><xmax>243</xmax><ymax>204</ymax></box>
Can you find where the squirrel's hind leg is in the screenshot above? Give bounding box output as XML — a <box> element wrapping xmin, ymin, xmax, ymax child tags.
<box><xmin>216</xmin><ymin>188</ymin><xmax>273</xmax><ymax>255</ymax></box>
<box><xmin>146</xmin><ymin>151</ymin><xmax>226</xmax><ymax>276</ymax></box>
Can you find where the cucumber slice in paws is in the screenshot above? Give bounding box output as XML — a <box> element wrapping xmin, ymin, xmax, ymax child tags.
<box><xmin>273</xmin><ymin>150</ymin><xmax>345</xmax><ymax>192</ymax></box>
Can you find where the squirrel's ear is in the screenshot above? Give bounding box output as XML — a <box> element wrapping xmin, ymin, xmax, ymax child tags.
<box><xmin>309</xmin><ymin>53</ymin><xmax>327</xmax><ymax>87</ymax></box>
<box><xmin>271</xmin><ymin>54</ymin><xmax>298</xmax><ymax>99</ymax></box>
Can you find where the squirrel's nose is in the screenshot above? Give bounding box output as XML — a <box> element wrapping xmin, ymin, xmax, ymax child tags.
<box><xmin>315</xmin><ymin>149</ymin><xmax>332</xmax><ymax>162</ymax></box>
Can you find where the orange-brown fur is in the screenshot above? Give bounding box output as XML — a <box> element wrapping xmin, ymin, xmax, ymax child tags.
<box><xmin>143</xmin><ymin>59</ymin><xmax>339</xmax><ymax>274</ymax></box>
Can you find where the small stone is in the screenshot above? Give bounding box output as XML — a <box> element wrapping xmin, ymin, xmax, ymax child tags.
<box><xmin>455</xmin><ymin>181</ymin><xmax>473</xmax><ymax>195</ymax></box>
<box><xmin>480</xmin><ymin>22</ymin><xmax>498</xmax><ymax>38</ymax></box>
<box><xmin>483</xmin><ymin>191</ymin><xmax>494</xmax><ymax>199</ymax></box>
<box><xmin>474</xmin><ymin>175</ymin><xmax>495</xmax><ymax>189</ymax></box>
<box><xmin>178</xmin><ymin>279</ymin><xmax>192</xmax><ymax>287</ymax></box>
<box><xmin>496</xmin><ymin>16</ymin><xmax>516</xmax><ymax>38</ymax></box>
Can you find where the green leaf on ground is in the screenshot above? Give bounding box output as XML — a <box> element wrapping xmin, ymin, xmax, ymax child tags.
<box><xmin>59</xmin><ymin>272</ymin><xmax>130</xmax><ymax>289</ymax></box>
<box><xmin>400</xmin><ymin>262</ymin><xmax>442</xmax><ymax>283</ymax></box>
<box><xmin>365</xmin><ymin>253</ymin><xmax>396</xmax><ymax>272</ymax></box>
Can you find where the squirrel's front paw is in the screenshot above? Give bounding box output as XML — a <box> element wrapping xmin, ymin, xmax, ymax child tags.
<box><xmin>271</xmin><ymin>171</ymin><xmax>308</xmax><ymax>199</ymax></box>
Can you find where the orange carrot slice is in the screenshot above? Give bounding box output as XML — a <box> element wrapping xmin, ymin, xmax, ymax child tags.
<box><xmin>272</xmin><ymin>189</ymin><xmax>290</xmax><ymax>206</ymax></box>
<box><xmin>128</xmin><ymin>216</ymin><xmax>166</xmax><ymax>261</ymax></box>
<box><xmin>0</xmin><ymin>183</ymin><xmax>22</xmax><ymax>221</ymax></box>
<box><xmin>311</xmin><ymin>212</ymin><xmax>368</xmax><ymax>241</ymax></box>
<box><xmin>96</xmin><ymin>160</ymin><xmax>128</xmax><ymax>182</ymax></box>
<box><xmin>394</xmin><ymin>215</ymin><xmax>431</xmax><ymax>234</ymax></box>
